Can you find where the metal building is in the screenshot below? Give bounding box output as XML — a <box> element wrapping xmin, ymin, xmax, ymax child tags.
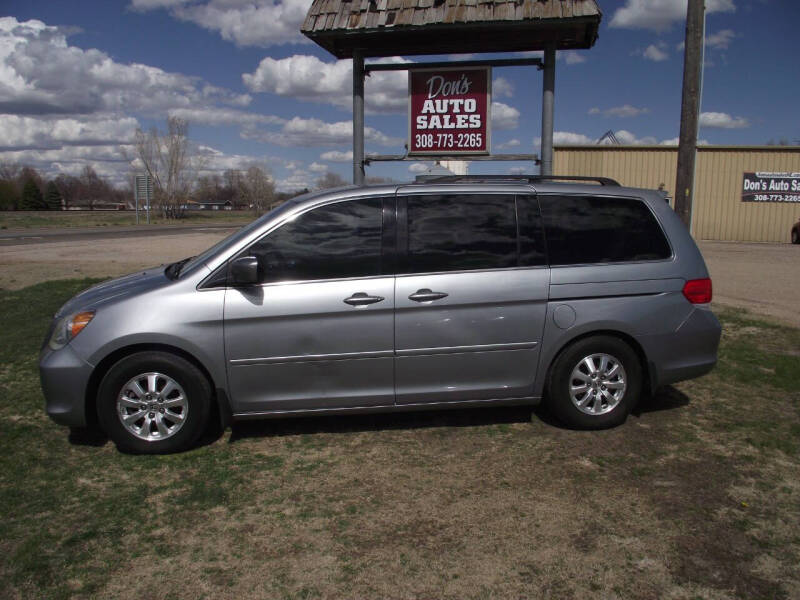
<box><xmin>554</xmin><ymin>145</ymin><xmax>800</xmax><ymax>243</ymax></box>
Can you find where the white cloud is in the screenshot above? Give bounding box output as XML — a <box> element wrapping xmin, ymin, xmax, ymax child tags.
<box><xmin>0</xmin><ymin>114</ymin><xmax>138</xmax><ymax>150</ymax></box>
<box><xmin>611</xmin><ymin>130</ymin><xmax>659</xmax><ymax>145</ymax></box>
<box><xmin>611</xmin><ymin>0</ymin><xmax>736</xmax><ymax>32</ymax></box>
<box><xmin>168</xmin><ymin>107</ymin><xmax>284</xmax><ymax>127</ymax></box>
<box><xmin>659</xmin><ymin>137</ymin><xmax>710</xmax><ymax>145</ymax></box>
<box><xmin>0</xmin><ymin>143</ymin><xmax>134</xmax><ymax>184</ymax></box>
<box><xmin>705</xmin><ymin>29</ymin><xmax>736</xmax><ymax>49</ymax></box>
<box><xmin>491</xmin><ymin>102</ymin><xmax>520</xmax><ymax>130</ymax></box>
<box><xmin>242</xmin><ymin>117</ymin><xmax>402</xmax><ymax>148</ymax></box>
<box><xmin>535</xmin><ymin>131</ymin><xmax>596</xmax><ymax>147</ymax></box>
<box><xmin>589</xmin><ymin>104</ymin><xmax>651</xmax><ymax>118</ymax></box>
<box><xmin>243</xmin><ymin>54</ymin><xmax>409</xmax><ymax>113</ymax></box>
<box><xmin>0</xmin><ymin>17</ymin><xmax>249</xmax><ymax>117</ymax></box>
<box><xmin>699</xmin><ymin>111</ymin><xmax>749</xmax><ymax>129</ymax></box>
<box><xmin>493</xmin><ymin>77</ymin><xmax>514</xmax><ymax>98</ymax></box>
<box><xmin>277</xmin><ymin>170</ymin><xmax>315</xmax><ymax>192</ymax></box>
<box><xmin>320</xmin><ymin>150</ymin><xmax>353</xmax><ymax>162</ymax></box>
<box><xmin>643</xmin><ymin>43</ymin><xmax>669</xmax><ymax>61</ymax></box>
<box><xmin>130</xmin><ymin>0</ymin><xmax>311</xmax><ymax>47</ymax></box>
<box><xmin>563</xmin><ymin>51</ymin><xmax>587</xmax><ymax>65</ymax></box>
<box><xmin>408</xmin><ymin>163</ymin><xmax>431</xmax><ymax>174</ymax></box>
<box><xmin>308</xmin><ymin>162</ymin><xmax>328</xmax><ymax>173</ymax></box>
<box><xmin>496</xmin><ymin>138</ymin><xmax>521</xmax><ymax>150</ymax></box>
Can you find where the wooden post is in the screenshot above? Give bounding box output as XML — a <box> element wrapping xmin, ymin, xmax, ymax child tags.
<box><xmin>674</xmin><ymin>0</ymin><xmax>704</xmax><ymax>230</ymax></box>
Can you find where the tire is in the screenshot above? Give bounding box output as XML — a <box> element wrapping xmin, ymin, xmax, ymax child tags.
<box><xmin>97</xmin><ymin>351</ymin><xmax>211</xmax><ymax>454</ymax></box>
<box><xmin>546</xmin><ymin>336</ymin><xmax>642</xmax><ymax>429</ymax></box>
<box><xmin>792</xmin><ymin>229</ymin><xmax>799</xmax><ymax>244</ymax></box>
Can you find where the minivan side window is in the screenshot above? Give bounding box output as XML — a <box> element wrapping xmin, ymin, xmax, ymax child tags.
<box><xmin>402</xmin><ymin>194</ymin><xmax>521</xmax><ymax>273</ymax></box>
<box><xmin>538</xmin><ymin>195</ymin><xmax>672</xmax><ymax>266</ymax></box>
<box><xmin>248</xmin><ymin>198</ymin><xmax>383</xmax><ymax>283</ymax></box>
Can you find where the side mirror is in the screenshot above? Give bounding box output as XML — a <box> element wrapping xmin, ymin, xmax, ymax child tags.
<box><xmin>229</xmin><ymin>256</ymin><xmax>259</xmax><ymax>285</ymax></box>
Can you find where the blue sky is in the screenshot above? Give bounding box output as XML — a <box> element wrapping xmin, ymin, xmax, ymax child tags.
<box><xmin>1</xmin><ymin>0</ymin><xmax>797</xmax><ymax>190</ymax></box>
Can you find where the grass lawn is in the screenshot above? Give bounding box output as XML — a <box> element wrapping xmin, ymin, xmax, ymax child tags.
<box><xmin>1</xmin><ymin>279</ymin><xmax>799</xmax><ymax>599</ymax></box>
<box><xmin>0</xmin><ymin>210</ymin><xmax>256</xmax><ymax>230</ymax></box>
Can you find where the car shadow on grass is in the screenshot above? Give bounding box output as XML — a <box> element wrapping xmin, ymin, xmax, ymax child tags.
<box><xmin>228</xmin><ymin>404</ymin><xmax>536</xmax><ymax>442</ymax></box>
<box><xmin>66</xmin><ymin>386</ymin><xmax>691</xmax><ymax>450</ymax></box>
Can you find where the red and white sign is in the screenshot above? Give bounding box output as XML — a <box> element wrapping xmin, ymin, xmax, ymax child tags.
<box><xmin>408</xmin><ymin>66</ymin><xmax>491</xmax><ymax>156</ymax></box>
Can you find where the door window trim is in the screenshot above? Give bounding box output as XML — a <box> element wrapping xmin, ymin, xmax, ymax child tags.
<box><xmin>537</xmin><ymin>192</ymin><xmax>675</xmax><ymax>268</ymax></box>
<box><xmin>396</xmin><ymin>192</ymin><xmax>548</xmax><ymax>277</ymax></box>
<box><xmin>198</xmin><ymin>195</ymin><xmax>397</xmax><ymax>289</ymax></box>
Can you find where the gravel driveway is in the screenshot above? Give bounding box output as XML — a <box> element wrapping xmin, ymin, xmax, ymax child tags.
<box><xmin>1</xmin><ymin>229</ymin><xmax>797</xmax><ymax>325</ymax></box>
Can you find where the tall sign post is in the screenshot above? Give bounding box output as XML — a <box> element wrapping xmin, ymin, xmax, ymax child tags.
<box><xmin>134</xmin><ymin>175</ymin><xmax>153</xmax><ymax>225</ymax></box>
<box><xmin>408</xmin><ymin>66</ymin><xmax>491</xmax><ymax>157</ymax></box>
<box><xmin>675</xmin><ymin>0</ymin><xmax>705</xmax><ymax>229</ymax></box>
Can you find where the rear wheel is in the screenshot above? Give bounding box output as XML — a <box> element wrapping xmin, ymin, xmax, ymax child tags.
<box><xmin>546</xmin><ymin>336</ymin><xmax>642</xmax><ymax>429</ymax></box>
<box><xmin>97</xmin><ymin>351</ymin><xmax>211</xmax><ymax>454</ymax></box>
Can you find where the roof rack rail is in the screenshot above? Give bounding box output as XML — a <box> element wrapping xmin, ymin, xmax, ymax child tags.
<box><xmin>413</xmin><ymin>174</ymin><xmax>621</xmax><ymax>186</ymax></box>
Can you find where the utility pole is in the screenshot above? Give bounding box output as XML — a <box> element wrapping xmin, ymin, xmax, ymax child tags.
<box><xmin>674</xmin><ymin>0</ymin><xmax>704</xmax><ymax>229</ymax></box>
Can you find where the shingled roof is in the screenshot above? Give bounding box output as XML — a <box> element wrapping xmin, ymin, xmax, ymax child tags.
<box><xmin>302</xmin><ymin>0</ymin><xmax>602</xmax><ymax>58</ymax></box>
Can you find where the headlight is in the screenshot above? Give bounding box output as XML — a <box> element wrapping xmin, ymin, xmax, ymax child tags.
<box><xmin>48</xmin><ymin>310</ymin><xmax>95</xmax><ymax>351</ymax></box>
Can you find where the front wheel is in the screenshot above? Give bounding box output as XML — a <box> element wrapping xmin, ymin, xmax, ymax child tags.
<box><xmin>546</xmin><ymin>336</ymin><xmax>642</xmax><ymax>429</ymax></box>
<box><xmin>97</xmin><ymin>351</ymin><xmax>211</xmax><ymax>454</ymax></box>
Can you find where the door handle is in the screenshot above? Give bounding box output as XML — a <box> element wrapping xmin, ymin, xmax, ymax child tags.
<box><xmin>344</xmin><ymin>292</ymin><xmax>385</xmax><ymax>307</ymax></box>
<box><xmin>408</xmin><ymin>288</ymin><xmax>449</xmax><ymax>302</ymax></box>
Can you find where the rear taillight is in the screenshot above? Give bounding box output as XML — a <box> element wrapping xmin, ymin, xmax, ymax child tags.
<box><xmin>683</xmin><ymin>278</ymin><xmax>712</xmax><ymax>304</ymax></box>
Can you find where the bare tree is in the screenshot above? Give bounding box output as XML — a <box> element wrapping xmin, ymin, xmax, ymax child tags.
<box><xmin>316</xmin><ymin>171</ymin><xmax>348</xmax><ymax>190</ymax></box>
<box><xmin>78</xmin><ymin>165</ymin><xmax>105</xmax><ymax>210</ymax></box>
<box><xmin>0</xmin><ymin>162</ymin><xmax>21</xmax><ymax>182</ymax></box>
<box><xmin>134</xmin><ymin>117</ymin><xmax>200</xmax><ymax>219</ymax></box>
<box><xmin>223</xmin><ymin>169</ymin><xmax>245</xmax><ymax>207</ymax></box>
<box><xmin>242</xmin><ymin>166</ymin><xmax>276</xmax><ymax>215</ymax></box>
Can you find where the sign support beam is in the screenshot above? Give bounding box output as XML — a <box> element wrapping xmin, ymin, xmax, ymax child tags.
<box><xmin>353</xmin><ymin>48</ymin><xmax>366</xmax><ymax>185</ymax></box>
<box><xmin>351</xmin><ymin>57</ymin><xmax>545</xmax><ymax>181</ymax></box>
<box><xmin>540</xmin><ymin>44</ymin><xmax>556</xmax><ymax>176</ymax></box>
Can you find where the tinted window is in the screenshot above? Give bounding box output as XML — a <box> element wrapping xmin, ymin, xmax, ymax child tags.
<box><xmin>403</xmin><ymin>194</ymin><xmax>517</xmax><ymax>273</ymax></box>
<box><xmin>539</xmin><ymin>195</ymin><xmax>672</xmax><ymax>266</ymax></box>
<box><xmin>516</xmin><ymin>195</ymin><xmax>547</xmax><ymax>267</ymax></box>
<box><xmin>248</xmin><ymin>198</ymin><xmax>383</xmax><ymax>283</ymax></box>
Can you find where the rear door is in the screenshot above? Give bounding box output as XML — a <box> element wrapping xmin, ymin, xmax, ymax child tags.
<box><xmin>393</xmin><ymin>190</ymin><xmax>550</xmax><ymax>405</ymax></box>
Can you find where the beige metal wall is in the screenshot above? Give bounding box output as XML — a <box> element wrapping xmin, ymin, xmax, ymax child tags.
<box><xmin>553</xmin><ymin>145</ymin><xmax>800</xmax><ymax>243</ymax></box>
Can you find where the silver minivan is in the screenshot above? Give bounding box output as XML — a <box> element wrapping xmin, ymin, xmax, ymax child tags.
<box><xmin>40</xmin><ymin>176</ymin><xmax>721</xmax><ymax>453</ymax></box>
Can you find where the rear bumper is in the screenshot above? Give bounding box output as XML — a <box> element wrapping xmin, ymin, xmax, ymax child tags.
<box><xmin>39</xmin><ymin>344</ymin><xmax>93</xmax><ymax>427</ymax></box>
<box><xmin>639</xmin><ymin>306</ymin><xmax>721</xmax><ymax>389</ymax></box>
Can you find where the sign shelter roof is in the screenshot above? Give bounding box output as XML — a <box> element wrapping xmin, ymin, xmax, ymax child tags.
<box><xmin>301</xmin><ymin>0</ymin><xmax>602</xmax><ymax>59</ymax></box>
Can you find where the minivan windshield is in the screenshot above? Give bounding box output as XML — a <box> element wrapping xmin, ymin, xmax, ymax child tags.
<box><xmin>177</xmin><ymin>201</ymin><xmax>296</xmax><ymax>277</ymax></box>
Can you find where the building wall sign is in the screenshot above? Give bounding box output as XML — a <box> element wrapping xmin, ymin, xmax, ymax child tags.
<box><xmin>409</xmin><ymin>67</ymin><xmax>491</xmax><ymax>156</ymax></box>
<box><xmin>742</xmin><ymin>172</ymin><xmax>800</xmax><ymax>202</ymax></box>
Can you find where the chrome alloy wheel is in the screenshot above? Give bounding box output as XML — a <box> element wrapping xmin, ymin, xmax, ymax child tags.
<box><xmin>569</xmin><ymin>353</ymin><xmax>627</xmax><ymax>416</ymax></box>
<box><xmin>116</xmin><ymin>372</ymin><xmax>188</xmax><ymax>442</ymax></box>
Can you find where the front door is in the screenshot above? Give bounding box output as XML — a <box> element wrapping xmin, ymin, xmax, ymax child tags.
<box><xmin>394</xmin><ymin>192</ymin><xmax>550</xmax><ymax>405</ymax></box>
<box><xmin>224</xmin><ymin>196</ymin><xmax>395</xmax><ymax>413</ymax></box>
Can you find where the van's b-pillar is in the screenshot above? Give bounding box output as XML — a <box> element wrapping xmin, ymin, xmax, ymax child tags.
<box><xmin>540</xmin><ymin>44</ymin><xmax>556</xmax><ymax>176</ymax></box>
<box><xmin>353</xmin><ymin>48</ymin><xmax>365</xmax><ymax>185</ymax></box>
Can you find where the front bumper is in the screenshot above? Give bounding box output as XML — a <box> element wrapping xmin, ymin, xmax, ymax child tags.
<box><xmin>39</xmin><ymin>344</ymin><xmax>94</xmax><ymax>427</ymax></box>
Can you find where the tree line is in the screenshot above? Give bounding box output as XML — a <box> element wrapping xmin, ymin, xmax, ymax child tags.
<box><xmin>1</xmin><ymin>117</ymin><xmax>380</xmax><ymax>218</ymax></box>
<box><xmin>0</xmin><ymin>164</ymin><xmax>126</xmax><ymax>212</ymax></box>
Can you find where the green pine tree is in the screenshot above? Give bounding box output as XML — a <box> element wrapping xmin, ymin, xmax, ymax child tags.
<box><xmin>0</xmin><ymin>180</ymin><xmax>19</xmax><ymax>210</ymax></box>
<box><xmin>45</xmin><ymin>181</ymin><xmax>62</xmax><ymax>211</ymax></box>
<box><xmin>20</xmin><ymin>178</ymin><xmax>45</xmax><ymax>210</ymax></box>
